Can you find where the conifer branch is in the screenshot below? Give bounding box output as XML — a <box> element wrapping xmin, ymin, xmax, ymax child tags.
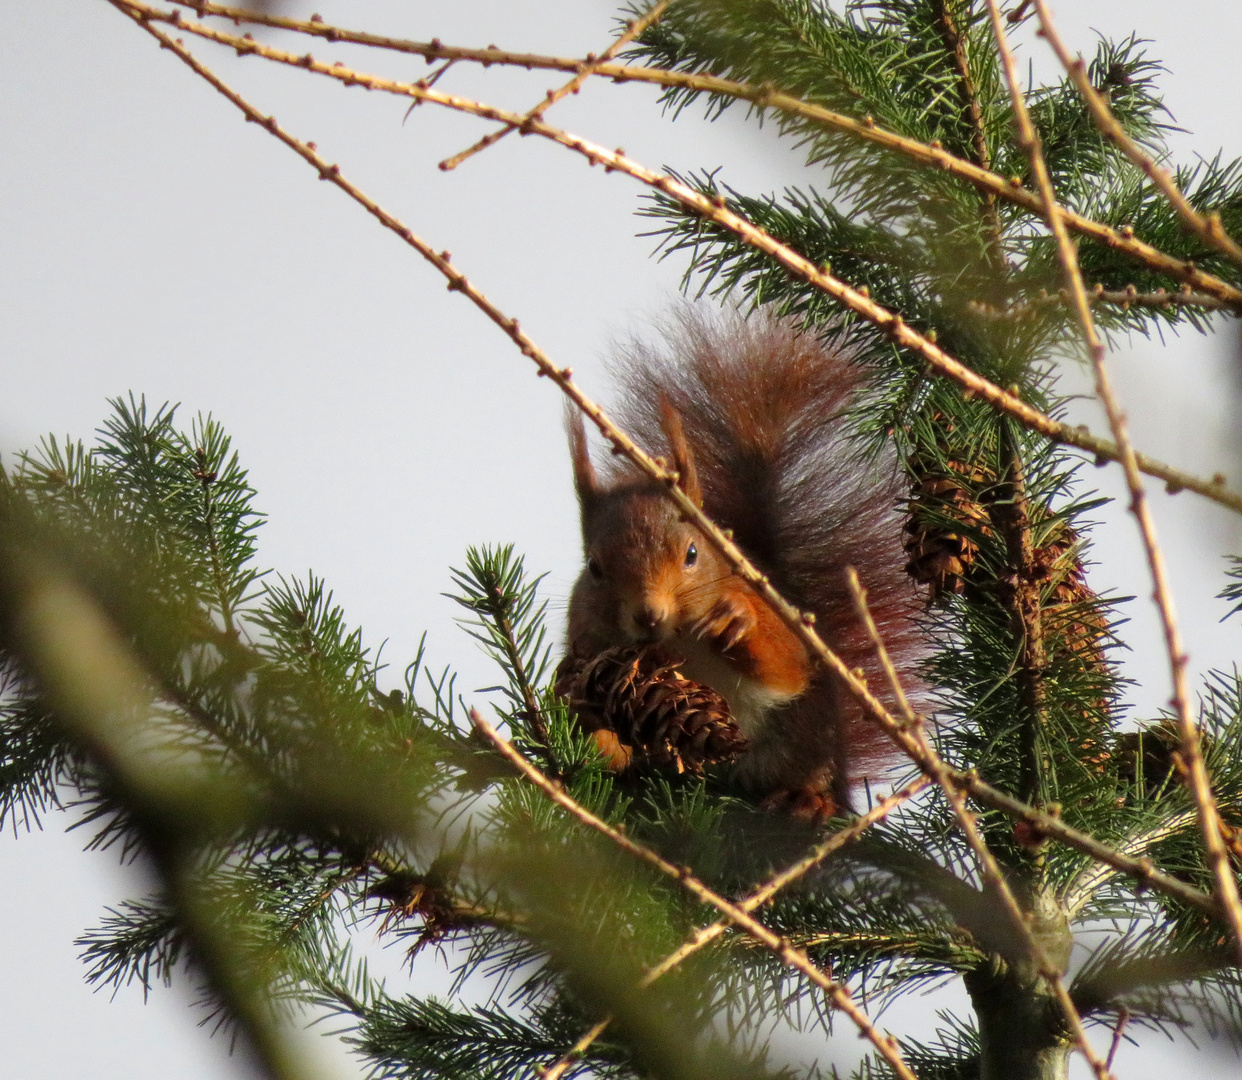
<box><xmin>438</xmin><ymin>0</ymin><xmax>669</xmax><ymax>172</ymax></box>
<box><xmin>1062</xmin><ymin>809</ymin><xmax>1198</xmax><ymax>917</ymax></box>
<box><xmin>110</xmin><ymin>0</ymin><xmax>1242</xmax><ymax>521</ymax></box>
<box><xmin>194</xmin><ymin>454</ymin><xmax>237</xmax><ymax>636</ymax></box>
<box><xmin>451</xmin><ymin>551</ymin><xmax>553</xmax><ymax>748</ymax></box>
<box><xmin>933</xmin><ymin>0</ymin><xmax>991</xmax><ymax>175</ymax></box>
<box><xmin>931</xmin><ymin>0</ymin><xmax>1005</xmax><ymax>265</ymax></box>
<box><xmin>538</xmin><ymin>774</ymin><xmax>933</xmax><ymax>1080</ymax></box>
<box><xmin>962</xmin><ymin>779</ymin><xmax>1213</xmax><ymax>913</ymax></box>
<box><xmin>470</xmin><ymin>711</ymin><xmax>921</xmax><ymax>1080</ymax></box>
<box><xmin>106</xmin><ymin>0</ymin><xmax>1226</xmax><ymax>928</ymax></box>
<box><xmin>0</xmin><ymin>555</ymin><xmax>317</xmax><ymax>1080</ymax></box>
<box><xmin>994</xmin><ymin>434</ymin><xmax>1049</xmax><ymax>808</ymax></box>
<box><xmin>847</xmin><ymin>570</ymin><xmax>1114</xmax><ymax>1080</ymax></box>
<box><xmin>986</xmin><ymin>0</ymin><xmax>1242</xmax><ymax>969</ymax></box>
<box><xmin>153</xmin><ymin>0</ymin><xmax>1242</xmax><ymax>310</ymax></box>
<box><xmin>1033</xmin><ymin>0</ymin><xmax>1242</xmax><ymax>269</ymax></box>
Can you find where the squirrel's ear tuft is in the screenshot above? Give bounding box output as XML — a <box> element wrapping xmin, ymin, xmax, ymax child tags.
<box><xmin>660</xmin><ymin>396</ymin><xmax>702</xmax><ymax>507</ymax></box>
<box><xmin>566</xmin><ymin>406</ymin><xmax>599</xmax><ymax>503</ymax></box>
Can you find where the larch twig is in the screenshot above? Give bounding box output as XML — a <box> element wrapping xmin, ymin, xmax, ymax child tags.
<box><xmin>967</xmin><ymin>285</ymin><xmax>1234</xmax><ymax>320</ymax></box>
<box><xmin>160</xmin><ymin>0</ymin><xmax>1242</xmax><ymax>310</ymax></box>
<box><xmin>1034</xmin><ymin>0</ymin><xmax>1242</xmax><ymax>268</ymax></box>
<box><xmin>112</xmin><ymin>0</ymin><xmax>1242</xmax><ymax>520</ymax></box>
<box><xmin>439</xmin><ymin>0</ymin><xmax>669</xmax><ymax>172</ymax></box>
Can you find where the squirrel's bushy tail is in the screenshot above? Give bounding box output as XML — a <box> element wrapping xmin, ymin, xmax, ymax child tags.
<box><xmin>610</xmin><ymin>307</ymin><xmax>924</xmax><ymax>786</ymax></box>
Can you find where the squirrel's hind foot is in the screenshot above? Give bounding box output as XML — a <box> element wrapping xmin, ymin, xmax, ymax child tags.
<box><xmin>758</xmin><ymin>786</ymin><xmax>839</xmax><ymax>823</ymax></box>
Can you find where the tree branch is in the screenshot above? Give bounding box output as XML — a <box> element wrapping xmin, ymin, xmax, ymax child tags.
<box><xmin>439</xmin><ymin>0</ymin><xmax>669</xmax><ymax>172</ymax></box>
<box><xmin>112</xmin><ymin>0</ymin><xmax>1242</xmax><ymax>520</ymax></box>
<box><xmin>1034</xmin><ymin>3</ymin><xmax>1242</xmax><ymax>268</ymax></box>
<box><xmin>848</xmin><ymin>568</ymin><xmax>1111</xmax><ymax>1080</ymax></box>
<box><xmin>471</xmin><ymin>711</ymin><xmax>921</xmax><ymax>1080</ymax></box>
<box><xmin>989</xmin><ymin>0</ymin><xmax>1242</xmax><ymax>970</ymax></box>
<box><xmin>159</xmin><ymin>0</ymin><xmax>1242</xmax><ymax>309</ymax></box>
<box><xmin>538</xmin><ymin>774</ymin><xmax>932</xmax><ymax>1079</ymax></box>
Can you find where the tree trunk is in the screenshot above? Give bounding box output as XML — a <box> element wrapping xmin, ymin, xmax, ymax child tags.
<box><xmin>965</xmin><ymin>890</ymin><xmax>1074</xmax><ymax>1080</ymax></box>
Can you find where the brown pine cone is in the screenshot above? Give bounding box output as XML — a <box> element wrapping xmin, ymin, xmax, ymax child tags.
<box><xmin>902</xmin><ymin>427</ymin><xmax>993</xmax><ymax>599</ymax></box>
<box><xmin>554</xmin><ymin>645</ymin><xmax>748</xmax><ymax>774</ymax></box>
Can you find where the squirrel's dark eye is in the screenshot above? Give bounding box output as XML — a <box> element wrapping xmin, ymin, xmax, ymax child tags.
<box><xmin>587</xmin><ymin>558</ymin><xmax>603</xmax><ymax>580</ymax></box>
<box><xmin>684</xmin><ymin>543</ymin><xmax>698</xmax><ymax>568</ymax></box>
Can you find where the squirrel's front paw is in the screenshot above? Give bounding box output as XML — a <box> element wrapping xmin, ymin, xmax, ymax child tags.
<box><xmin>691</xmin><ymin>595</ymin><xmax>755</xmax><ymax>653</ymax></box>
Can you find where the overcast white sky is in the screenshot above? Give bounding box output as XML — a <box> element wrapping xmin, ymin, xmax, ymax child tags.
<box><xmin>3</xmin><ymin>1</ymin><xmax>1242</xmax><ymax>1077</ymax></box>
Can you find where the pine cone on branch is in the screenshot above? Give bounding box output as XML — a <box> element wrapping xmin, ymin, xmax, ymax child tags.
<box><xmin>902</xmin><ymin>422</ymin><xmax>994</xmax><ymax>598</ymax></box>
<box><xmin>554</xmin><ymin>645</ymin><xmax>748</xmax><ymax>774</ymax></box>
<box><xmin>1039</xmin><ymin>523</ymin><xmax>1110</xmax><ymax>666</ymax></box>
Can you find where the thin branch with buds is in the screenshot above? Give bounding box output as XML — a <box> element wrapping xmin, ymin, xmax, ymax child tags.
<box><xmin>986</xmin><ymin>0</ymin><xmax>1242</xmax><ymax>967</ymax></box>
<box><xmin>161</xmin><ymin>0</ymin><xmax>1242</xmax><ymax>310</ymax></box>
<box><xmin>111</xmin><ymin>0</ymin><xmax>1242</xmax><ymax>521</ymax></box>
<box><xmin>538</xmin><ymin>774</ymin><xmax>933</xmax><ymax>1080</ymax></box>
<box><xmin>107</xmin><ymin>0</ymin><xmax>1224</xmax><ymax>927</ymax></box>
<box><xmin>967</xmin><ymin>285</ymin><xmax>1234</xmax><ymax>320</ymax></box>
<box><xmin>470</xmin><ymin>711</ymin><xmax>921</xmax><ymax>1080</ymax></box>
<box><xmin>1105</xmin><ymin>1006</ymin><xmax>1130</xmax><ymax>1071</ymax></box>
<box><xmin>439</xmin><ymin>0</ymin><xmax>669</xmax><ymax>171</ymax></box>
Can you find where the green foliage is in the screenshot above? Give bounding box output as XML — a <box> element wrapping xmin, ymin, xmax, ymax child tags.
<box><xmin>633</xmin><ymin>0</ymin><xmax>1241</xmax><ymax>364</ymax></box>
<box><xmin>5</xmin><ymin>3</ymin><xmax>1242</xmax><ymax>1078</ymax></box>
<box><xmin>4</xmin><ymin>392</ymin><xmax>1240</xmax><ymax>1077</ymax></box>
<box><xmin>0</xmin><ymin>400</ymin><xmax>834</xmax><ymax>1078</ymax></box>
<box><xmin>1221</xmin><ymin>556</ymin><xmax>1242</xmax><ymax>620</ymax></box>
<box><xmin>626</xmin><ymin>0</ymin><xmax>1242</xmax><ymax>1073</ymax></box>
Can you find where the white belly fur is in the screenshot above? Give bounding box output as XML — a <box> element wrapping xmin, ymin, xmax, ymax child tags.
<box><xmin>670</xmin><ymin>634</ymin><xmax>798</xmax><ymax>739</ymax></box>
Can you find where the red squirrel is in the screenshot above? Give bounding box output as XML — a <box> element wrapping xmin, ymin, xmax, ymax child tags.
<box><xmin>564</xmin><ymin>309</ymin><xmax>924</xmax><ymax>816</ymax></box>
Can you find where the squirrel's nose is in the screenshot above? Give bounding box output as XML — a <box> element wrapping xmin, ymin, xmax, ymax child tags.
<box><xmin>630</xmin><ymin>602</ymin><xmax>669</xmax><ymax>639</ymax></box>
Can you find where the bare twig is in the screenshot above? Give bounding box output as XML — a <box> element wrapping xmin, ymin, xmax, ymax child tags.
<box><xmin>1105</xmin><ymin>1006</ymin><xmax>1130</xmax><ymax>1071</ymax></box>
<box><xmin>967</xmin><ymin>284</ymin><xmax>1234</xmax><ymax>319</ymax></box>
<box><xmin>539</xmin><ymin>775</ymin><xmax>932</xmax><ymax>1079</ymax></box>
<box><xmin>471</xmin><ymin>711</ymin><xmax>920</xmax><ymax>1080</ymax></box>
<box><xmin>160</xmin><ymin>0</ymin><xmax>1242</xmax><ymax>310</ymax></box>
<box><xmin>1034</xmin><ymin>0</ymin><xmax>1242</xmax><ymax>268</ymax></box>
<box><xmin>113</xmin><ymin>0</ymin><xmax>1242</xmax><ymax>520</ymax></box>
<box><xmin>847</xmin><ymin>569</ymin><xmax>1113</xmax><ymax>1080</ymax></box>
<box><xmin>439</xmin><ymin>0</ymin><xmax>668</xmax><ymax>171</ymax></box>
<box><xmin>986</xmin><ymin>0</ymin><xmax>1242</xmax><ymax>967</ymax></box>
<box><xmin>1007</xmin><ymin>0</ymin><xmax>1035</xmax><ymax>24</ymax></box>
<box><xmin>107</xmin><ymin>0</ymin><xmax>1224</xmax><ymax>927</ymax></box>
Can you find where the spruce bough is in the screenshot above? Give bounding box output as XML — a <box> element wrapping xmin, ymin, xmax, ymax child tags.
<box><xmin>5</xmin><ymin>2</ymin><xmax>1242</xmax><ymax>1078</ymax></box>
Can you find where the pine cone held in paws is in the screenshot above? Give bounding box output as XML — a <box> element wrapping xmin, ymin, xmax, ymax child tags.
<box><xmin>554</xmin><ymin>645</ymin><xmax>748</xmax><ymax>774</ymax></box>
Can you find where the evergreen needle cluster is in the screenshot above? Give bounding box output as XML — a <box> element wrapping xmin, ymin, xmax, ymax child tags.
<box><xmin>5</xmin><ymin>3</ymin><xmax>1242</xmax><ymax>1080</ymax></box>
